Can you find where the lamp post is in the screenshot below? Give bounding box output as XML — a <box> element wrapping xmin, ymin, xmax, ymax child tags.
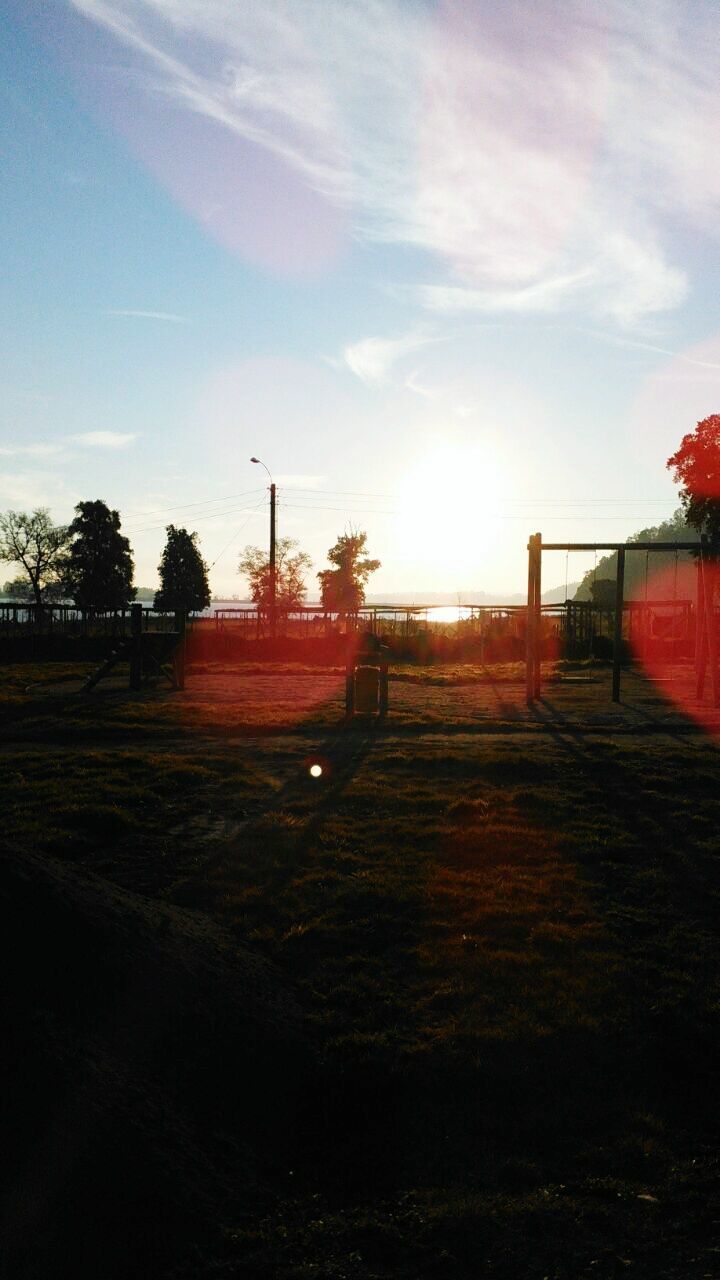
<box><xmin>250</xmin><ymin>457</ymin><xmax>276</xmax><ymax>638</ymax></box>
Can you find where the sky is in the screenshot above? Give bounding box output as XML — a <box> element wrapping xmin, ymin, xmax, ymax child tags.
<box><xmin>2</xmin><ymin>0</ymin><xmax>720</xmax><ymax>600</ymax></box>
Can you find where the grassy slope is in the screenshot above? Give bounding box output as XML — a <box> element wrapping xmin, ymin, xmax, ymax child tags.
<box><xmin>2</xmin><ymin>662</ymin><xmax>720</xmax><ymax>1277</ymax></box>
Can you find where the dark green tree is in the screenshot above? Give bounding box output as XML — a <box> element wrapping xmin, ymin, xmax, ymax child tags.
<box><xmin>0</xmin><ymin>508</ymin><xmax>71</xmax><ymax>606</ymax></box>
<box><xmin>317</xmin><ymin>529</ymin><xmax>381</xmax><ymax>614</ymax></box>
<box><xmin>64</xmin><ymin>500</ymin><xmax>135</xmax><ymax>609</ymax></box>
<box><xmin>667</xmin><ymin>414</ymin><xmax>720</xmax><ymax>551</ymax></box>
<box><xmin>238</xmin><ymin>537</ymin><xmax>311</xmax><ymax>610</ymax></box>
<box><xmin>154</xmin><ymin>525</ymin><xmax>210</xmax><ymax>614</ymax></box>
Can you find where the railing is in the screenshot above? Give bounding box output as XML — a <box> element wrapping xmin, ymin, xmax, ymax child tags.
<box><xmin>0</xmin><ymin>604</ymin><xmax>192</xmax><ymax>638</ymax></box>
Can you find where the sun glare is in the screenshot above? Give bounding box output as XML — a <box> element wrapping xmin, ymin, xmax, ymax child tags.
<box><xmin>396</xmin><ymin>442</ymin><xmax>504</xmax><ymax>574</ymax></box>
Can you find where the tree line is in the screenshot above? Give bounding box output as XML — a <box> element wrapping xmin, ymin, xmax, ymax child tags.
<box><xmin>0</xmin><ymin>499</ymin><xmax>381</xmax><ymax>615</ymax></box>
<box><xmin>2</xmin><ymin>413</ymin><xmax>717</xmax><ymax>614</ymax></box>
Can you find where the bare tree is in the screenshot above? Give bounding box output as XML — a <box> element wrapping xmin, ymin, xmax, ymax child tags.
<box><xmin>0</xmin><ymin>508</ymin><xmax>71</xmax><ymax>606</ymax></box>
<box><xmin>238</xmin><ymin>538</ymin><xmax>312</xmax><ymax>610</ymax></box>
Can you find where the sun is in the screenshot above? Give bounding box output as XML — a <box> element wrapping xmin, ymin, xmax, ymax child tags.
<box><xmin>395</xmin><ymin>440</ymin><xmax>504</xmax><ymax>576</ymax></box>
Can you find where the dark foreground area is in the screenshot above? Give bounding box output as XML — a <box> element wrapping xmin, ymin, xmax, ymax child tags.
<box><xmin>2</xmin><ymin>661</ymin><xmax>719</xmax><ymax>1278</ymax></box>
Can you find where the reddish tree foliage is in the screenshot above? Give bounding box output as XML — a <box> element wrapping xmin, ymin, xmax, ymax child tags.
<box><xmin>667</xmin><ymin>414</ymin><xmax>720</xmax><ymax>550</ymax></box>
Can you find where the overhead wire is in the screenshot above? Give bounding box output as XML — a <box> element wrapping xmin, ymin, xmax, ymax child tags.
<box><xmin>124</xmin><ymin>487</ymin><xmax>264</xmax><ymax>519</ymax></box>
<box><xmin>126</xmin><ymin>501</ymin><xmax>268</xmax><ymax>535</ymax></box>
<box><xmin>208</xmin><ymin>493</ymin><xmax>268</xmax><ymax>571</ymax></box>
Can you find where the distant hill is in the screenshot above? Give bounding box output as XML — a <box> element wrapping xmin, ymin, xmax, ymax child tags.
<box><xmin>364</xmin><ymin>584</ymin><xmax>582</xmax><ymax>607</ymax></box>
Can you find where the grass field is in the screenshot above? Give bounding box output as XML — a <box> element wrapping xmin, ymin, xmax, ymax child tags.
<box><xmin>2</xmin><ymin>660</ymin><xmax>720</xmax><ymax>1277</ymax></box>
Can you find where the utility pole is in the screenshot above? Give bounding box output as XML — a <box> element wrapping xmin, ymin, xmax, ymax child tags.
<box><xmin>250</xmin><ymin>457</ymin><xmax>276</xmax><ymax>640</ymax></box>
<box><xmin>269</xmin><ymin>481</ymin><xmax>276</xmax><ymax>639</ymax></box>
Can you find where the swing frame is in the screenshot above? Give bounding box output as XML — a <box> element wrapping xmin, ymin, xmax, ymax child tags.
<box><xmin>525</xmin><ymin>534</ymin><xmax>709</xmax><ymax>705</ymax></box>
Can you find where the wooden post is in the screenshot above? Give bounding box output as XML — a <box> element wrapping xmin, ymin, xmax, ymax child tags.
<box><xmin>379</xmin><ymin>653</ymin><xmax>389</xmax><ymax>719</ymax></box>
<box><xmin>526</xmin><ymin>535</ymin><xmax>536</xmax><ymax>704</ymax></box>
<box><xmin>345</xmin><ymin>642</ymin><xmax>355</xmax><ymax>718</ymax></box>
<box><xmin>174</xmin><ymin>610</ymin><xmax>186</xmax><ymax>691</ymax></box>
<box><xmin>694</xmin><ymin>555</ymin><xmax>704</xmax><ymax>674</ymax></box>
<box><xmin>612</xmin><ymin>547</ymin><xmax>625</xmax><ymax>702</ymax></box>
<box><xmin>533</xmin><ymin>532</ymin><xmax>542</xmax><ymax>699</ymax></box>
<box><xmin>696</xmin><ymin>558</ymin><xmax>708</xmax><ymax>700</ymax></box>
<box><xmin>130</xmin><ymin>603</ymin><xmax>142</xmax><ymax>691</ymax></box>
<box><xmin>703</xmin><ymin>558</ymin><xmax>719</xmax><ymax>707</ymax></box>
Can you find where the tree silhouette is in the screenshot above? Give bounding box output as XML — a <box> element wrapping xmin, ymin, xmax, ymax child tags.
<box><xmin>64</xmin><ymin>500</ymin><xmax>135</xmax><ymax>610</ymax></box>
<box><xmin>238</xmin><ymin>538</ymin><xmax>312</xmax><ymax>610</ymax></box>
<box><xmin>154</xmin><ymin>526</ymin><xmax>210</xmax><ymax>614</ymax></box>
<box><xmin>0</xmin><ymin>508</ymin><xmax>71</xmax><ymax>606</ymax></box>
<box><xmin>667</xmin><ymin>414</ymin><xmax>720</xmax><ymax>551</ymax></box>
<box><xmin>317</xmin><ymin>530</ymin><xmax>380</xmax><ymax>614</ymax></box>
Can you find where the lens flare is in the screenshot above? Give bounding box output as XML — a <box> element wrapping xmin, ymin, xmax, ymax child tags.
<box><xmin>309</xmin><ymin>763</ymin><xmax>323</xmax><ymax>778</ymax></box>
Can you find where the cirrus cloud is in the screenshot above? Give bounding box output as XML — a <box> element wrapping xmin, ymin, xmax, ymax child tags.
<box><xmin>65</xmin><ymin>0</ymin><xmax>718</xmax><ymax>323</ymax></box>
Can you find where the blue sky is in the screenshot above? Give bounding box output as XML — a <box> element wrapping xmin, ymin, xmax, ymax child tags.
<box><xmin>2</xmin><ymin>0</ymin><xmax>720</xmax><ymax>598</ymax></box>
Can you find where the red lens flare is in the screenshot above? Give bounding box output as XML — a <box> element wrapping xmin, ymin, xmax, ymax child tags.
<box><xmin>629</xmin><ymin>557</ymin><xmax>720</xmax><ymax>736</ymax></box>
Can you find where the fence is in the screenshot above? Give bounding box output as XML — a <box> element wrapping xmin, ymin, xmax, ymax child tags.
<box><xmin>0</xmin><ymin>604</ymin><xmax>193</xmax><ymax>638</ymax></box>
<box><xmin>0</xmin><ymin>597</ymin><xmax>705</xmax><ymax>663</ymax></box>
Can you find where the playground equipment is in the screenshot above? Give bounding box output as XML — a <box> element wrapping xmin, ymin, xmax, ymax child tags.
<box><xmin>346</xmin><ymin>631</ymin><xmax>389</xmax><ymax>719</ymax></box>
<box><xmin>525</xmin><ymin>534</ymin><xmax>715</xmax><ymax>705</ymax></box>
<box><xmin>83</xmin><ymin>604</ymin><xmax>186</xmax><ymax>693</ymax></box>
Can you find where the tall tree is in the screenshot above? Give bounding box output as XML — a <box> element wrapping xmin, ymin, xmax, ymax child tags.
<box><xmin>317</xmin><ymin>529</ymin><xmax>381</xmax><ymax>614</ymax></box>
<box><xmin>0</xmin><ymin>508</ymin><xmax>71</xmax><ymax>606</ymax></box>
<box><xmin>64</xmin><ymin>500</ymin><xmax>135</xmax><ymax>610</ymax></box>
<box><xmin>667</xmin><ymin>414</ymin><xmax>720</xmax><ymax>550</ymax></box>
<box><xmin>238</xmin><ymin>537</ymin><xmax>311</xmax><ymax>610</ymax></box>
<box><xmin>155</xmin><ymin>526</ymin><xmax>210</xmax><ymax>613</ymax></box>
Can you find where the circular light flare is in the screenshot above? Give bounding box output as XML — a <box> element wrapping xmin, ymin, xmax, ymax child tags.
<box><xmin>309</xmin><ymin>763</ymin><xmax>323</xmax><ymax>778</ymax></box>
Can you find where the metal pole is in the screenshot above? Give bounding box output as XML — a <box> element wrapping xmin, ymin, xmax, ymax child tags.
<box><xmin>612</xmin><ymin>547</ymin><xmax>625</xmax><ymax>702</ymax></box>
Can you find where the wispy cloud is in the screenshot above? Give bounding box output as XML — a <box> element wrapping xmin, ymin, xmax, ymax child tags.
<box><xmin>68</xmin><ymin>0</ymin><xmax>718</xmax><ymax>323</ymax></box>
<box><xmin>70</xmin><ymin>431</ymin><xmax>138</xmax><ymax>448</ymax></box>
<box><xmin>104</xmin><ymin>309</ymin><xmax>189</xmax><ymax>323</ymax></box>
<box><xmin>585</xmin><ymin>329</ymin><xmax>720</xmax><ymax>370</ymax></box>
<box><xmin>0</xmin><ymin>443</ymin><xmax>63</xmax><ymax>458</ymax></box>
<box><xmin>0</xmin><ymin>471</ymin><xmax>68</xmax><ymax>508</ymax></box>
<box><xmin>343</xmin><ymin>332</ymin><xmax>436</xmax><ymax>384</ymax></box>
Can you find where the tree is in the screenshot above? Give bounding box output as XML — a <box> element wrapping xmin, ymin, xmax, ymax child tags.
<box><xmin>317</xmin><ymin>529</ymin><xmax>381</xmax><ymax>614</ymax></box>
<box><xmin>238</xmin><ymin>537</ymin><xmax>312</xmax><ymax>610</ymax></box>
<box><xmin>667</xmin><ymin>414</ymin><xmax>720</xmax><ymax>550</ymax></box>
<box><xmin>0</xmin><ymin>508</ymin><xmax>71</xmax><ymax>606</ymax></box>
<box><xmin>154</xmin><ymin>526</ymin><xmax>210</xmax><ymax>614</ymax></box>
<box><xmin>64</xmin><ymin>499</ymin><xmax>135</xmax><ymax>610</ymax></box>
<box><xmin>573</xmin><ymin>509</ymin><xmax>699</xmax><ymax>602</ymax></box>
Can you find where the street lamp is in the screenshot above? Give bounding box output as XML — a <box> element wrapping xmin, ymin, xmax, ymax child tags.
<box><xmin>250</xmin><ymin>457</ymin><xmax>276</xmax><ymax>638</ymax></box>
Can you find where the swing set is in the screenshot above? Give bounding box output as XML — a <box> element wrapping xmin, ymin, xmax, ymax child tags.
<box><xmin>525</xmin><ymin>533</ymin><xmax>716</xmax><ymax>706</ymax></box>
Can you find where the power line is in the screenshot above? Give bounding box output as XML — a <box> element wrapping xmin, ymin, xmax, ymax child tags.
<box><xmin>281</xmin><ymin>500</ymin><xmax>677</xmax><ymax>522</ymax></box>
<box><xmin>281</xmin><ymin>487</ymin><xmax>396</xmax><ymax>499</ymax></box>
<box><xmin>280</xmin><ymin>502</ymin><xmax>401</xmax><ymax>516</ymax></box>
<box><xmin>208</xmin><ymin>493</ymin><xmax>268</xmax><ymax>571</ymax></box>
<box><xmin>126</xmin><ymin>501</ymin><xmax>268</xmax><ymax>536</ymax></box>
<box><xmin>124</xmin><ymin>487</ymin><xmax>264</xmax><ymax>519</ymax></box>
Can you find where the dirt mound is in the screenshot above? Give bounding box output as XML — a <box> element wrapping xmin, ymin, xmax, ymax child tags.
<box><xmin>0</xmin><ymin>845</ymin><xmax>313</xmax><ymax>1278</ymax></box>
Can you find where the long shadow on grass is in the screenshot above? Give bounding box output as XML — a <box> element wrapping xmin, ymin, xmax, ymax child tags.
<box><xmin>182</xmin><ymin>703</ymin><xmax>720</xmax><ymax>1210</ymax></box>
<box><xmin>524</xmin><ymin>701</ymin><xmax>720</xmax><ymax>1112</ymax></box>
